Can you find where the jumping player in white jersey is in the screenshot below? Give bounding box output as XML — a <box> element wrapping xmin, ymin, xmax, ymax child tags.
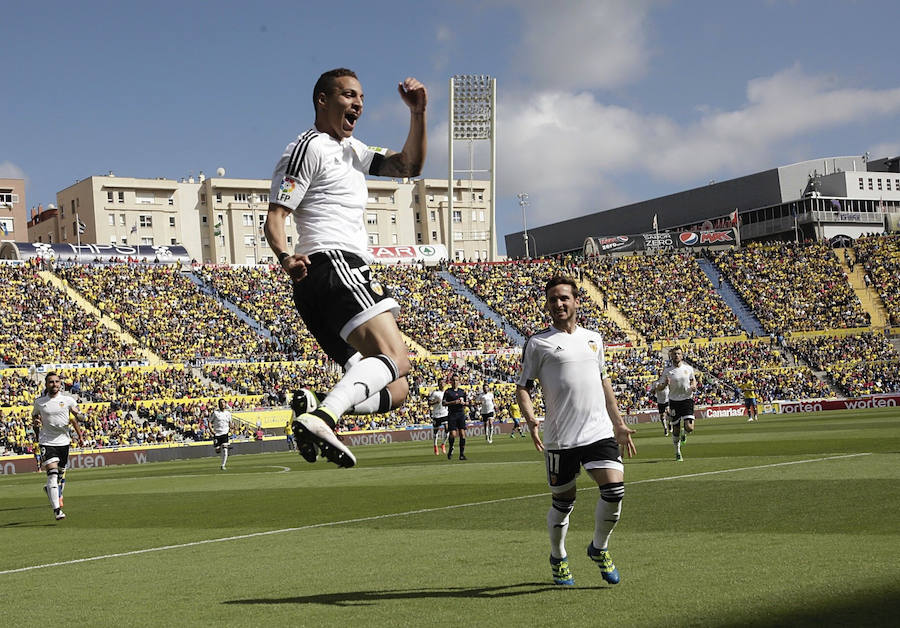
<box><xmin>657</xmin><ymin>346</ymin><xmax>697</xmax><ymax>461</ymax></box>
<box><xmin>264</xmin><ymin>68</ymin><xmax>427</xmax><ymax>468</ymax></box>
<box><xmin>31</xmin><ymin>372</ymin><xmax>85</xmax><ymax>521</ymax></box>
<box><xmin>516</xmin><ymin>276</ymin><xmax>636</xmax><ymax>587</ymax></box>
<box><xmin>211</xmin><ymin>398</ymin><xmax>234</xmax><ymax>470</ymax></box>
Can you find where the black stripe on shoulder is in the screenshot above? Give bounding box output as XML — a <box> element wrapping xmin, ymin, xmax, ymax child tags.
<box><xmin>286</xmin><ymin>129</ymin><xmax>318</xmax><ymax>177</ymax></box>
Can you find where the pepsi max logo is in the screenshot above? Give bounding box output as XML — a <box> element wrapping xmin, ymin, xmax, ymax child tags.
<box><xmin>679</xmin><ymin>232</ymin><xmax>699</xmax><ymax>246</ymax></box>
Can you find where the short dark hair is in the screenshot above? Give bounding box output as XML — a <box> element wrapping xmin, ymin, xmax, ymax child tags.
<box><xmin>45</xmin><ymin>371</ymin><xmax>59</xmax><ymax>382</ymax></box>
<box><xmin>313</xmin><ymin>68</ymin><xmax>358</xmax><ymax>111</ymax></box>
<box><xmin>544</xmin><ymin>275</ymin><xmax>578</xmax><ymax>296</ymax></box>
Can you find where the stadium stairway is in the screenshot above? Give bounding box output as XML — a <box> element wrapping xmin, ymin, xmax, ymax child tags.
<box><xmin>835</xmin><ymin>248</ymin><xmax>889</xmax><ymax>328</ymax></box>
<box><xmin>577</xmin><ymin>278</ymin><xmax>644</xmax><ymax>346</ymax></box>
<box><xmin>182</xmin><ymin>271</ymin><xmax>274</xmax><ymax>341</ymax></box>
<box><xmin>439</xmin><ymin>270</ymin><xmax>527</xmax><ymax>346</ymax></box>
<box><xmin>38</xmin><ymin>271</ymin><xmax>164</xmax><ymax>365</ymax></box>
<box><xmin>696</xmin><ymin>258</ymin><xmax>766</xmax><ymax>337</ymax></box>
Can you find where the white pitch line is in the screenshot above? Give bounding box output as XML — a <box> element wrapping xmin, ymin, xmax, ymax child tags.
<box><xmin>0</xmin><ymin>453</ymin><xmax>870</xmax><ymax>576</ymax></box>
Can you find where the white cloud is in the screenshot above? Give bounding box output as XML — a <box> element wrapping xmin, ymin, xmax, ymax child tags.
<box><xmin>0</xmin><ymin>161</ymin><xmax>27</xmax><ymax>180</ymax></box>
<box><xmin>513</xmin><ymin>0</ymin><xmax>655</xmax><ymax>91</ymax></box>
<box><xmin>497</xmin><ymin>65</ymin><xmax>900</xmax><ymax>225</ymax></box>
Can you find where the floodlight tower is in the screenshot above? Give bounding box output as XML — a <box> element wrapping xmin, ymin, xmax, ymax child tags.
<box><xmin>448</xmin><ymin>74</ymin><xmax>497</xmax><ymax>261</ymax></box>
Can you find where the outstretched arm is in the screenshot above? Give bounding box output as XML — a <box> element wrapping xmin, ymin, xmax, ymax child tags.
<box><xmin>603</xmin><ymin>377</ymin><xmax>636</xmax><ymax>458</ymax></box>
<box><xmin>371</xmin><ymin>77</ymin><xmax>427</xmax><ymax>178</ymax></box>
<box><xmin>515</xmin><ymin>384</ymin><xmax>544</xmax><ymax>452</ymax></box>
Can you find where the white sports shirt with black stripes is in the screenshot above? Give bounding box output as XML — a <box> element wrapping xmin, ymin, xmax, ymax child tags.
<box><xmin>270</xmin><ymin>129</ymin><xmax>388</xmax><ymax>262</ymax></box>
<box><xmin>32</xmin><ymin>392</ymin><xmax>79</xmax><ymax>446</ymax></box>
<box><xmin>517</xmin><ymin>325</ymin><xmax>614</xmax><ymax>450</ymax></box>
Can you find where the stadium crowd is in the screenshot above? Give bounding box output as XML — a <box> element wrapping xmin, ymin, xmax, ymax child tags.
<box><xmin>55</xmin><ymin>264</ymin><xmax>280</xmax><ymax>361</ymax></box>
<box><xmin>852</xmin><ymin>234</ymin><xmax>900</xmax><ymax>326</ymax></box>
<box><xmin>0</xmin><ymin>262</ymin><xmax>140</xmax><ymax>366</ymax></box>
<box><xmin>582</xmin><ymin>251</ymin><xmax>744</xmax><ymax>342</ymax></box>
<box><xmin>713</xmin><ymin>241</ymin><xmax>870</xmax><ymax>332</ymax></box>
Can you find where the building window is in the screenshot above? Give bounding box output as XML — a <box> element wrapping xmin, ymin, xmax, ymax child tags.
<box><xmin>414</xmin><ymin>194</ymin><xmax>419</xmax><ymax>204</ymax></box>
<box><xmin>366</xmin><ymin>213</ymin><xmax>377</xmax><ymax>225</ymax></box>
<box><xmin>0</xmin><ymin>218</ymin><xmax>12</xmax><ymax>235</ymax></box>
<box><xmin>108</xmin><ymin>214</ymin><xmax>115</xmax><ymax>226</ymax></box>
<box><xmin>168</xmin><ymin>196</ymin><xmax>175</xmax><ymax>206</ymax></box>
<box><xmin>216</xmin><ymin>192</ymin><xmax>222</xmax><ymax>203</ymax></box>
<box><xmin>118</xmin><ymin>191</ymin><xmax>125</xmax><ymax>202</ymax></box>
<box><xmin>390</xmin><ymin>213</ymin><xmax>397</xmax><ymax>225</ymax></box>
<box><xmin>202</xmin><ymin>216</ymin><xmax>208</xmax><ymax>223</ymax></box>
<box><xmin>887</xmin><ymin>179</ymin><xmax>892</xmax><ymax>191</ymax></box>
<box><xmin>877</xmin><ymin>179</ymin><xmax>883</xmax><ymax>190</ymax></box>
<box><xmin>201</xmin><ymin>193</ymin><xmax>207</xmax><ymax>204</ymax></box>
<box><xmin>107</xmin><ymin>191</ymin><xmax>114</xmax><ymax>203</ymax></box>
<box><xmin>140</xmin><ymin>237</ymin><xmax>154</xmax><ymax>245</ymax></box>
<box><xmin>136</xmin><ymin>191</ymin><xmax>154</xmax><ymax>204</ymax></box>
<box><xmin>110</xmin><ymin>236</ymin><xmax>117</xmax><ymax>244</ymax></box>
<box><xmin>868</xmin><ymin>178</ymin><xmax>873</xmax><ymax>190</ymax></box>
<box><xmin>415</xmin><ymin>212</ymin><xmax>420</xmax><ymax>223</ymax></box>
<box><xmin>391</xmin><ymin>233</ymin><xmax>398</xmax><ymax>244</ymax></box>
<box><xmin>452</xmin><ymin>210</ymin><xmax>462</xmax><ymax>223</ymax></box>
<box><xmin>431</xmin><ymin>231</ymin><xmax>437</xmax><ymax>240</ymax></box>
<box><xmin>242</xmin><ymin>213</ymin><xmax>253</xmax><ymax>226</ymax></box>
<box><xmin>71</xmin><ymin>199</ymin><xmax>75</xmax><ymax>212</ymax></box>
<box><xmin>235</xmin><ymin>192</ymin><xmax>248</xmax><ymax>202</ymax></box>
<box><xmin>120</xmin><ymin>214</ymin><xmax>126</xmax><ymax>226</ymax></box>
<box><xmin>259</xmin><ymin>193</ymin><xmax>269</xmax><ymax>203</ymax></box>
<box><xmin>169</xmin><ymin>216</ymin><xmax>176</xmax><ymax>227</ymax></box>
<box><xmin>858</xmin><ymin>178</ymin><xmax>864</xmax><ymax>190</ymax></box>
<box><xmin>139</xmin><ymin>215</ymin><xmax>152</xmax><ymax>227</ymax></box>
<box><xmin>416</xmin><ymin>232</ymin><xmax>422</xmax><ymax>243</ymax></box>
<box><xmin>471</xmin><ymin>210</ymin><xmax>477</xmax><ymax>222</ymax></box>
<box><xmin>478</xmin><ymin>193</ymin><xmax>484</xmax><ymax>201</ymax></box>
<box><xmin>430</xmin><ymin>210</ymin><xmax>436</xmax><ymax>221</ymax></box>
<box><xmin>479</xmin><ymin>210</ymin><xmax>485</xmax><ymax>222</ymax></box>
<box><xmin>171</xmin><ymin>238</ymin><xmax>177</xmax><ymax>245</ymax></box>
<box><xmin>244</xmin><ymin>235</ymin><xmax>255</xmax><ymax>246</ymax></box>
<box><xmin>368</xmin><ymin>194</ymin><xmax>378</xmax><ymax>203</ymax></box>
<box><xmin>428</xmin><ymin>194</ymin><xmax>435</xmax><ymax>202</ymax></box>
<box><xmin>368</xmin><ymin>233</ymin><xmax>379</xmax><ymax>245</ymax></box>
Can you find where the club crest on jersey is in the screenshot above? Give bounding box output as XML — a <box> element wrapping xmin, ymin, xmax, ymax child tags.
<box><xmin>588</xmin><ymin>340</ymin><xmax>599</xmax><ymax>353</ymax></box>
<box><xmin>370</xmin><ymin>280</ymin><xmax>384</xmax><ymax>296</ymax></box>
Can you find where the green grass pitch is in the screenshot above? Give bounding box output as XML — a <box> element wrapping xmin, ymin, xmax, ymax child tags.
<box><xmin>2</xmin><ymin>408</ymin><xmax>899</xmax><ymax>627</ymax></box>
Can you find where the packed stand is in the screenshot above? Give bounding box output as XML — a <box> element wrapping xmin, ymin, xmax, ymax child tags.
<box><xmin>0</xmin><ymin>262</ymin><xmax>139</xmax><ymax>366</ymax></box>
<box><xmin>377</xmin><ymin>263</ymin><xmax>512</xmax><ymax>352</ymax></box>
<box><xmin>713</xmin><ymin>241</ymin><xmax>870</xmax><ymax>332</ymax></box>
<box><xmin>583</xmin><ymin>252</ymin><xmax>743</xmax><ymax>342</ymax></box>
<box><xmin>0</xmin><ymin>368</ymin><xmax>38</xmax><ymax>407</ymax></box>
<box><xmin>55</xmin><ymin>264</ymin><xmax>280</xmax><ymax>362</ymax></box>
<box><xmin>449</xmin><ymin>259</ymin><xmax>627</xmax><ymax>343</ymax></box>
<box><xmin>193</xmin><ymin>265</ymin><xmax>320</xmax><ymax>359</ymax></box>
<box><xmin>852</xmin><ymin>234</ymin><xmax>900</xmax><ymax>326</ymax></box>
<box><xmin>52</xmin><ymin>365</ymin><xmax>223</xmax><ymax>404</ymax></box>
<box><xmin>789</xmin><ymin>332</ymin><xmax>900</xmax><ymax>397</ymax></box>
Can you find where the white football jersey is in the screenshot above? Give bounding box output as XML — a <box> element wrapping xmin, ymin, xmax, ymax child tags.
<box><xmin>477</xmin><ymin>391</ymin><xmax>495</xmax><ymax>414</ymax></box>
<box><xmin>32</xmin><ymin>392</ymin><xmax>78</xmax><ymax>446</ymax></box>
<box><xmin>211</xmin><ymin>409</ymin><xmax>232</xmax><ymax>437</ymax></box>
<box><xmin>662</xmin><ymin>362</ymin><xmax>695</xmax><ymax>401</ymax></box>
<box><xmin>517</xmin><ymin>326</ymin><xmax>613</xmax><ymax>449</ymax></box>
<box><xmin>270</xmin><ymin>129</ymin><xmax>388</xmax><ymax>262</ymax></box>
<box><xmin>428</xmin><ymin>390</ymin><xmax>448</xmax><ymax>419</ymax></box>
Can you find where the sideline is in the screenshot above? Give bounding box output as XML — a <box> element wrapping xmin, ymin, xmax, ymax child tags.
<box><xmin>0</xmin><ymin>453</ymin><xmax>870</xmax><ymax>576</ymax></box>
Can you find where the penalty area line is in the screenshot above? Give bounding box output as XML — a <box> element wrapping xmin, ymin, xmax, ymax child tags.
<box><xmin>0</xmin><ymin>452</ymin><xmax>869</xmax><ymax>576</ymax></box>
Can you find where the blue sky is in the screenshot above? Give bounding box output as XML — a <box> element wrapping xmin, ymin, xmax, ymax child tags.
<box><xmin>3</xmin><ymin>0</ymin><xmax>899</xmax><ymax>254</ymax></box>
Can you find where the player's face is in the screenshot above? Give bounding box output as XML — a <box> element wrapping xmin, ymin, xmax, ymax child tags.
<box><xmin>317</xmin><ymin>76</ymin><xmax>364</xmax><ymax>140</ymax></box>
<box><xmin>451</xmin><ymin>376</ymin><xmax>459</xmax><ymax>388</ymax></box>
<box><xmin>45</xmin><ymin>376</ymin><xmax>61</xmax><ymax>394</ymax></box>
<box><xmin>546</xmin><ymin>284</ymin><xmax>578</xmax><ymax>325</ymax></box>
<box><xmin>670</xmin><ymin>349</ymin><xmax>683</xmax><ymax>365</ymax></box>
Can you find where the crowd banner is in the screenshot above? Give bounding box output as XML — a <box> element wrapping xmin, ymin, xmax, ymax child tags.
<box><xmin>584</xmin><ymin>228</ymin><xmax>737</xmax><ymax>256</ymax></box>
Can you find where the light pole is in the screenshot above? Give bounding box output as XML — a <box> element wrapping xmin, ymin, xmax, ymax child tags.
<box><xmin>249</xmin><ymin>193</ymin><xmax>259</xmax><ymax>264</ymax></box>
<box><xmin>517</xmin><ymin>192</ymin><xmax>530</xmax><ymax>259</ymax></box>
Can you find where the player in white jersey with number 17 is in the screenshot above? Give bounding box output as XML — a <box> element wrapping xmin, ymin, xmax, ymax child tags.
<box><xmin>516</xmin><ymin>276</ymin><xmax>636</xmax><ymax>587</ymax></box>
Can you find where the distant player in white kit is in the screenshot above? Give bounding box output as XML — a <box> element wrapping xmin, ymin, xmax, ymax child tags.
<box><xmin>654</xmin><ymin>374</ymin><xmax>670</xmax><ymax>436</ymax></box>
<box><xmin>428</xmin><ymin>384</ymin><xmax>449</xmax><ymax>455</ymax></box>
<box><xmin>31</xmin><ymin>372</ymin><xmax>85</xmax><ymax>521</ymax></box>
<box><xmin>476</xmin><ymin>382</ymin><xmax>495</xmax><ymax>443</ymax></box>
<box><xmin>657</xmin><ymin>346</ymin><xmax>697</xmax><ymax>461</ymax></box>
<box><xmin>516</xmin><ymin>276</ymin><xmax>636</xmax><ymax>587</ymax></box>
<box><xmin>211</xmin><ymin>398</ymin><xmax>234</xmax><ymax>470</ymax></box>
